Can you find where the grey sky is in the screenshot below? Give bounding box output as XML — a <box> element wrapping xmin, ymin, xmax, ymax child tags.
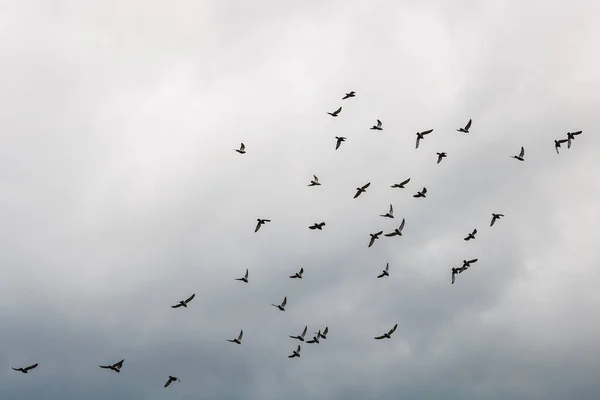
<box><xmin>1</xmin><ymin>0</ymin><xmax>600</xmax><ymax>399</ymax></box>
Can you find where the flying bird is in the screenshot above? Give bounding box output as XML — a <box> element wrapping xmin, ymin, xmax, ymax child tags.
<box><xmin>566</xmin><ymin>131</ymin><xmax>582</xmax><ymax>148</ymax></box>
<box><xmin>306</xmin><ymin>332</ymin><xmax>320</xmax><ymax>344</ymax></box>
<box><xmin>289</xmin><ymin>326</ymin><xmax>308</xmax><ymax>341</ymax></box>
<box><xmin>436</xmin><ymin>152</ymin><xmax>447</xmax><ymax>164</ymax></box>
<box><xmin>554</xmin><ymin>139</ymin><xmax>568</xmax><ymax>154</ymax></box>
<box><xmin>235</xmin><ymin>143</ymin><xmax>246</xmax><ymax>154</ymax></box>
<box><xmin>377</xmin><ymin>263</ymin><xmax>390</xmax><ymax>278</ymax></box>
<box><xmin>457</xmin><ymin>119</ymin><xmax>472</xmax><ymax>133</ymax></box>
<box><xmin>315</xmin><ymin>327</ymin><xmax>329</xmax><ymax>339</ymax></box>
<box><xmin>380</xmin><ymin>204</ymin><xmax>394</xmax><ymax>218</ymax></box>
<box><xmin>309</xmin><ymin>222</ymin><xmax>326</xmax><ymax>230</ymax></box>
<box><xmin>413</xmin><ymin>187</ymin><xmax>427</xmax><ymax>198</ymax></box>
<box><xmin>462</xmin><ymin>259</ymin><xmax>478</xmax><ymax>268</ymax></box>
<box><xmin>171</xmin><ymin>293</ymin><xmax>195</xmax><ymax>308</ymax></box>
<box><xmin>255</xmin><ymin>218</ymin><xmax>271</xmax><ymax>232</ymax></box>
<box><xmin>272</xmin><ymin>296</ymin><xmax>287</xmax><ymax>311</ymax></box>
<box><xmin>12</xmin><ymin>363</ymin><xmax>38</xmax><ymax>374</ymax></box>
<box><xmin>290</xmin><ymin>267</ymin><xmax>304</xmax><ymax>279</ymax></box>
<box><xmin>288</xmin><ymin>345</ymin><xmax>301</xmax><ymax>358</ymax></box>
<box><xmin>391</xmin><ymin>178</ymin><xmax>410</xmax><ymax>188</ymax></box>
<box><xmin>374</xmin><ymin>324</ymin><xmax>398</xmax><ymax>340</ymax></box>
<box><xmin>235</xmin><ymin>269</ymin><xmax>249</xmax><ymax>283</ymax></box>
<box><xmin>415</xmin><ymin>129</ymin><xmax>433</xmax><ymax>149</ymax></box>
<box><xmin>308</xmin><ymin>175</ymin><xmax>321</xmax><ymax>186</ymax></box>
<box><xmin>353</xmin><ymin>182</ymin><xmax>371</xmax><ymax>198</ymax></box>
<box><xmin>452</xmin><ymin>265</ymin><xmax>469</xmax><ymax>284</ymax></box>
<box><xmin>464</xmin><ymin>229</ymin><xmax>477</xmax><ymax>241</ymax></box>
<box><xmin>490</xmin><ymin>213</ymin><xmax>504</xmax><ymax>227</ymax></box>
<box><xmin>385</xmin><ymin>218</ymin><xmax>405</xmax><ymax>237</ymax></box>
<box><xmin>327</xmin><ymin>106</ymin><xmax>342</xmax><ymax>117</ymax></box>
<box><xmin>370</xmin><ymin>119</ymin><xmax>383</xmax><ymax>130</ymax></box>
<box><xmin>164</xmin><ymin>376</ymin><xmax>181</xmax><ymax>388</ymax></box>
<box><xmin>99</xmin><ymin>359</ymin><xmax>124</xmax><ymax>373</ymax></box>
<box><xmin>342</xmin><ymin>91</ymin><xmax>355</xmax><ymax>99</ymax></box>
<box><xmin>511</xmin><ymin>146</ymin><xmax>525</xmax><ymax>161</ymax></box>
<box><xmin>368</xmin><ymin>231</ymin><xmax>384</xmax><ymax>248</ymax></box>
<box><xmin>335</xmin><ymin>136</ymin><xmax>346</xmax><ymax>150</ymax></box>
<box><xmin>227</xmin><ymin>330</ymin><xmax>243</xmax><ymax>345</ymax></box>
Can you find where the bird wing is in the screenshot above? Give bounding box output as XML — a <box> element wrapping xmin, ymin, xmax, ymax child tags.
<box><xmin>469</xmin><ymin>259</ymin><xmax>478</xmax><ymax>263</ymax></box>
<box><xmin>374</xmin><ymin>335</ymin><xmax>385</xmax><ymax>340</ymax></box>
<box><xmin>473</xmin><ymin>229</ymin><xmax>477</xmax><ymax>234</ymax></box>
<box><xmin>238</xmin><ymin>330</ymin><xmax>243</xmax><ymax>341</ymax></box>
<box><xmin>313</xmin><ymin>175</ymin><xmax>318</xmax><ymax>182</ymax></box>
<box><xmin>171</xmin><ymin>303</ymin><xmax>183</xmax><ymax>308</ymax></box>
<box><xmin>334</xmin><ymin>106</ymin><xmax>342</xmax><ymax>114</ymax></box>
<box><xmin>362</xmin><ymin>182</ymin><xmax>371</xmax><ymax>190</ymax></box>
<box><xmin>297</xmin><ymin>345</ymin><xmax>301</xmax><ymax>353</ymax></box>
<box><xmin>245</xmin><ymin>269</ymin><xmax>249</xmax><ymax>279</ymax></box>
<box><xmin>165</xmin><ymin>378</ymin><xmax>173</xmax><ymax>388</ymax></box>
<box><xmin>389</xmin><ymin>204</ymin><xmax>393</xmax><ymax>214</ymax></box>
<box><xmin>368</xmin><ymin>236</ymin><xmax>376</xmax><ymax>247</ymax></box>
<box><xmin>255</xmin><ymin>221</ymin><xmax>261</xmax><ymax>232</ymax></box>
<box><xmin>465</xmin><ymin>119</ymin><xmax>472</xmax><ymax>130</ymax></box>
<box><xmin>299</xmin><ymin>267</ymin><xmax>304</xmax><ymax>275</ymax></box>
<box><xmin>399</xmin><ymin>218</ymin><xmax>405</xmax><ymax>232</ymax></box>
<box><xmin>99</xmin><ymin>365</ymin><xmax>110</xmax><ymax>369</ymax></box>
<box><xmin>376</xmin><ymin>231</ymin><xmax>383</xmax><ymax>236</ymax></box>
<box><xmin>302</xmin><ymin>326</ymin><xmax>307</xmax><ymax>337</ymax></box>
<box><xmin>335</xmin><ymin>139</ymin><xmax>341</xmax><ymax>149</ymax></box>
<box><xmin>24</xmin><ymin>363</ymin><xmax>38</xmax><ymax>371</ymax></box>
<box><xmin>400</xmin><ymin>178</ymin><xmax>410</xmax><ymax>186</ymax></box>
<box><xmin>353</xmin><ymin>189</ymin><xmax>361</xmax><ymax>198</ymax></box>
<box><xmin>452</xmin><ymin>271</ymin><xmax>456</xmax><ymax>284</ymax></box>
<box><xmin>377</xmin><ymin>273</ymin><xmax>384</xmax><ymax>278</ymax></box>
<box><xmin>240</xmin><ymin>143</ymin><xmax>245</xmax><ymax>151</ymax></box>
<box><xmin>388</xmin><ymin>324</ymin><xmax>398</xmax><ymax>335</ymax></box>
<box><xmin>184</xmin><ymin>293</ymin><xmax>195</xmax><ymax>304</ymax></box>
<box><xmin>113</xmin><ymin>359</ymin><xmax>124</xmax><ymax>368</ymax></box>
<box><xmin>422</xmin><ymin>187</ymin><xmax>427</xmax><ymax>194</ymax></box>
<box><xmin>384</xmin><ymin>232</ymin><xmax>396</xmax><ymax>237</ymax></box>
<box><xmin>309</xmin><ymin>225</ymin><xmax>316</xmax><ymax>229</ymax></box>
<box><xmin>282</xmin><ymin>297</ymin><xmax>287</xmax><ymax>307</ymax></box>
<box><xmin>519</xmin><ymin>146</ymin><xmax>524</xmax><ymax>158</ymax></box>
<box><xmin>490</xmin><ymin>216</ymin><xmax>496</xmax><ymax>226</ymax></box>
<box><xmin>415</xmin><ymin>136</ymin><xmax>420</xmax><ymax>149</ymax></box>
<box><xmin>323</xmin><ymin>327</ymin><xmax>328</xmax><ymax>335</ymax></box>
<box><xmin>377</xmin><ymin>119</ymin><xmax>382</xmax><ymax>127</ymax></box>
<box><xmin>421</xmin><ymin>129</ymin><xmax>433</xmax><ymax>135</ymax></box>
<box><xmin>572</xmin><ymin>131</ymin><xmax>582</xmax><ymax>135</ymax></box>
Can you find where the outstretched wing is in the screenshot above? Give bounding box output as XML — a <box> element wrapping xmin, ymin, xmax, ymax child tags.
<box><xmin>99</xmin><ymin>365</ymin><xmax>111</xmax><ymax>369</ymax></box>
<box><xmin>184</xmin><ymin>293</ymin><xmax>195</xmax><ymax>304</ymax></box>
<box><xmin>113</xmin><ymin>359</ymin><xmax>124</xmax><ymax>369</ymax></box>
<box><xmin>465</xmin><ymin>119</ymin><xmax>472</xmax><ymax>130</ymax></box>
<box><xmin>24</xmin><ymin>363</ymin><xmax>39</xmax><ymax>371</ymax></box>
<box><xmin>281</xmin><ymin>297</ymin><xmax>287</xmax><ymax>307</ymax></box>
<box><xmin>362</xmin><ymin>182</ymin><xmax>371</xmax><ymax>190</ymax></box>
<box><xmin>165</xmin><ymin>378</ymin><xmax>173</xmax><ymax>388</ymax></box>
<box><xmin>421</xmin><ymin>129</ymin><xmax>433</xmax><ymax>135</ymax></box>
<box><xmin>255</xmin><ymin>221</ymin><xmax>261</xmax><ymax>232</ymax></box>
<box><xmin>171</xmin><ymin>303</ymin><xmax>183</xmax><ymax>308</ymax></box>
<box><xmin>519</xmin><ymin>146</ymin><xmax>524</xmax><ymax>158</ymax></box>
<box><xmin>238</xmin><ymin>330</ymin><xmax>244</xmax><ymax>341</ymax></box>
<box><xmin>388</xmin><ymin>324</ymin><xmax>398</xmax><ymax>335</ymax></box>
<box><xmin>452</xmin><ymin>271</ymin><xmax>456</xmax><ymax>284</ymax></box>
<box><xmin>422</xmin><ymin>187</ymin><xmax>427</xmax><ymax>195</ymax></box>
<box><xmin>415</xmin><ymin>136</ymin><xmax>421</xmax><ymax>149</ymax></box>
<box><xmin>240</xmin><ymin>143</ymin><xmax>245</xmax><ymax>151</ymax></box>
<box><xmin>399</xmin><ymin>218</ymin><xmax>405</xmax><ymax>232</ymax></box>
<box><xmin>374</xmin><ymin>335</ymin><xmax>386</xmax><ymax>340</ymax></box>
<box><xmin>400</xmin><ymin>178</ymin><xmax>410</xmax><ymax>186</ymax></box>
<box><xmin>389</xmin><ymin>204</ymin><xmax>393</xmax><ymax>214</ymax></box>
<box><xmin>377</xmin><ymin>119</ymin><xmax>382</xmax><ymax>127</ymax></box>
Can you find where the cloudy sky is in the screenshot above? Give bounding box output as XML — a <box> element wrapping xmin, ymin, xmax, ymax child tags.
<box><xmin>1</xmin><ymin>0</ymin><xmax>600</xmax><ymax>399</ymax></box>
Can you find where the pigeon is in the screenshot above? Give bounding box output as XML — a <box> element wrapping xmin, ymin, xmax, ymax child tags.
<box><xmin>164</xmin><ymin>376</ymin><xmax>181</xmax><ymax>388</ymax></box>
<box><xmin>413</xmin><ymin>187</ymin><xmax>427</xmax><ymax>198</ymax></box>
<box><xmin>370</xmin><ymin>119</ymin><xmax>383</xmax><ymax>130</ymax></box>
<box><xmin>171</xmin><ymin>293</ymin><xmax>195</xmax><ymax>308</ymax></box>
<box><xmin>377</xmin><ymin>263</ymin><xmax>390</xmax><ymax>278</ymax></box>
<box><xmin>511</xmin><ymin>146</ymin><xmax>525</xmax><ymax>161</ymax></box>
<box><xmin>335</xmin><ymin>136</ymin><xmax>346</xmax><ymax>150</ymax></box>
<box><xmin>99</xmin><ymin>359</ymin><xmax>124</xmax><ymax>373</ymax></box>
<box><xmin>380</xmin><ymin>204</ymin><xmax>394</xmax><ymax>218</ymax></box>
<box><xmin>457</xmin><ymin>119</ymin><xmax>472</xmax><ymax>133</ymax></box>
<box><xmin>374</xmin><ymin>324</ymin><xmax>398</xmax><ymax>340</ymax></box>
<box><xmin>436</xmin><ymin>152</ymin><xmax>447</xmax><ymax>164</ymax></box>
<box><xmin>227</xmin><ymin>330</ymin><xmax>243</xmax><ymax>345</ymax></box>
<box><xmin>289</xmin><ymin>326</ymin><xmax>308</xmax><ymax>341</ymax></box>
<box><xmin>309</xmin><ymin>222</ymin><xmax>326</xmax><ymax>230</ymax></box>
<box><xmin>464</xmin><ymin>229</ymin><xmax>477</xmax><ymax>241</ymax></box>
<box><xmin>288</xmin><ymin>345</ymin><xmax>301</xmax><ymax>358</ymax></box>
<box><xmin>490</xmin><ymin>213</ymin><xmax>504</xmax><ymax>227</ymax></box>
<box><xmin>315</xmin><ymin>327</ymin><xmax>329</xmax><ymax>339</ymax></box>
<box><xmin>554</xmin><ymin>139</ymin><xmax>568</xmax><ymax>154</ymax></box>
<box><xmin>566</xmin><ymin>131</ymin><xmax>582</xmax><ymax>148</ymax></box>
<box><xmin>235</xmin><ymin>269</ymin><xmax>249</xmax><ymax>283</ymax></box>
<box><xmin>308</xmin><ymin>175</ymin><xmax>321</xmax><ymax>186</ymax></box>
<box><xmin>327</xmin><ymin>106</ymin><xmax>342</xmax><ymax>117</ymax></box>
<box><xmin>415</xmin><ymin>129</ymin><xmax>433</xmax><ymax>149</ymax></box>
<box><xmin>368</xmin><ymin>231</ymin><xmax>384</xmax><ymax>248</ymax></box>
<box><xmin>342</xmin><ymin>91</ymin><xmax>355</xmax><ymax>100</ymax></box>
<box><xmin>12</xmin><ymin>363</ymin><xmax>38</xmax><ymax>374</ymax></box>
<box><xmin>306</xmin><ymin>332</ymin><xmax>320</xmax><ymax>344</ymax></box>
<box><xmin>391</xmin><ymin>178</ymin><xmax>410</xmax><ymax>188</ymax></box>
<box><xmin>272</xmin><ymin>296</ymin><xmax>287</xmax><ymax>311</ymax></box>
<box><xmin>255</xmin><ymin>218</ymin><xmax>271</xmax><ymax>232</ymax></box>
<box><xmin>290</xmin><ymin>267</ymin><xmax>304</xmax><ymax>279</ymax></box>
<box><xmin>235</xmin><ymin>143</ymin><xmax>246</xmax><ymax>154</ymax></box>
<box><xmin>385</xmin><ymin>218</ymin><xmax>405</xmax><ymax>237</ymax></box>
<box><xmin>354</xmin><ymin>182</ymin><xmax>371</xmax><ymax>198</ymax></box>
<box><xmin>462</xmin><ymin>259</ymin><xmax>478</xmax><ymax>268</ymax></box>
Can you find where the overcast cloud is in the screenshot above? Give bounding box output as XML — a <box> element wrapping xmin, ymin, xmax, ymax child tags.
<box><xmin>1</xmin><ymin>0</ymin><xmax>600</xmax><ymax>399</ymax></box>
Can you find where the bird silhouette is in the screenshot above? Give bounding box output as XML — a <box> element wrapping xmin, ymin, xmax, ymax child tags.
<box><xmin>164</xmin><ymin>376</ymin><xmax>181</xmax><ymax>388</ymax></box>
<box><xmin>385</xmin><ymin>218</ymin><xmax>406</xmax><ymax>237</ymax></box>
<box><xmin>309</xmin><ymin>222</ymin><xmax>326</xmax><ymax>230</ymax></box>
<box><xmin>380</xmin><ymin>204</ymin><xmax>394</xmax><ymax>218</ymax></box>
<box><xmin>354</xmin><ymin>182</ymin><xmax>371</xmax><ymax>198</ymax></box>
<box><xmin>227</xmin><ymin>330</ymin><xmax>243</xmax><ymax>344</ymax></box>
<box><xmin>288</xmin><ymin>345</ymin><xmax>301</xmax><ymax>358</ymax></box>
<box><xmin>377</xmin><ymin>263</ymin><xmax>390</xmax><ymax>278</ymax></box>
<box><xmin>415</xmin><ymin>129</ymin><xmax>433</xmax><ymax>149</ymax></box>
<box><xmin>368</xmin><ymin>231</ymin><xmax>384</xmax><ymax>248</ymax></box>
<box><xmin>327</xmin><ymin>106</ymin><xmax>342</xmax><ymax>117</ymax></box>
<box><xmin>342</xmin><ymin>91</ymin><xmax>355</xmax><ymax>99</ymax></box>
<box><xmin>171</xmin><ymin>293</ymin><xmax>195</xmax><ymax>308</ymax></box>
<box><xmin>12</xmin><ymin>363</ymin><xmax>38</xmax><ymax>373</ymax></box>
<box><xmin>413</xmin><ymin>187</ymin><xmax>427</xmax><ymax>198</ymax></box>
<box><xmin>306</xmin><ymin>332</ymin><xmax>320</xmax><ymax>344</ymax></box>
<box><xmin>290</xmin><ymin>267</ymin><xmax>304</xmax><ymax>279</ymax></box>
<box><xmin>374</xmin><ymin>324</ymin><xmax>398</xmax><ymax>340</ymax></box>
<box><xmin>490</xmin><ymin>213</ymin><xmax>504</xmax><ymax>227</ymax></box>
<box><xmin>272</xmin><ymin>296</ymin><xmax>287</xmax><ymax>311</ymax></box>
<box><xmin>234</xmin><ymin>143</ymin><xmax>246</xmax><ymax>154</ymax></box>
<box><xmin>235</xmin><ymin>269</ymin><xmax>249</xmax><ymax>283</ymax></box>
<box><xmin>436</xmin><ymin>152</ymin><xmax>447</xmax><ymax>164</ymax></box>
<box><xmin>457</xmin><ymin>119</ymin><xmax>472</xmax><ymax>133</ymax></box>
<box><xmin>554</xmin><ymin>139</ymin><xmax>568</xmax><ymax>154</ymax></box>
<box><xmin>370</xmin><ymin>119</ymin><xmax>383</xmax><ymax>130</ymax></box>
<box><xmin>308</xmin><ymin>175</ymin><xmax>321</xmax><ymax>186</ymax></box>
<box><xmin>255</xmin><ymin>218</ymin><xmax>271</xmax><ymax>232</ymax></box>
<box><xmin>289</xmin><ymin>326</ymin><xmax>308</xmax><ymax>341</ymax></box>
<box><xmin>99</xmin><ymin>359</ymin><xmax>124</xmax><ymax>373</ymax></box>
<box><xmin>462</xmin><ymin>259</ymin><xmax>478</xmax><ymax>268</ymax></box>
<box><xmin>464</xmin><ymin>229</ymin><xmax>477</xmax><ymax>241</ymax></box>
<box><xmin>566</xmin><ymin>131</ymin><xmax>582</xmax><ymax>148</ymax></box>
<box><xmin>391</xmin><ymin>178</ymin><xmax>410</xmax><ymax>188</ymax></box>
<box><xmin>315</xmin><ymin>327</ymin><xmax>329</xmax><ymax>339</ymax></box>
<box><xmin>511</xmin><ymin>146</ymin><xmax>525</xmax><ymax>161</ymax></box>
<box><xmin>335</xmin><ymin>136</ymin><xmax>346</xmax><ymax>150</ymax></box>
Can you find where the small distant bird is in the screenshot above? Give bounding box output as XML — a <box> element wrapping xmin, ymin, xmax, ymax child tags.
<box><xmin>335</xmin><ymin>136</ymin><xmax>346</xmax><ymax>150</ymax></box>
<box><xmin>327</xmin><ymin>106</ymin><xmax>342</xmax><ymax>117</ymax></box>
<box><xmin>391</xmin><ymin>178</ymin><xmax>410</xmax><ymax>188</ymax></box>
<box><xmin>451</xmin><ymin>266</ymin><xmax>468</xmax><ymax>284</ymax></box>
<box><xmin>171</xmin><ymin>293</ymin><xmax>195</xmax><ymax>308</ymax></box>
<box><xmin>164</xmin><ymin>376</ymin><xmax>181</xmax><ymax>388</ymax></box>
<box><xmin>315</xmin><ymin>327</ymin><xmax>329</xmax><ymax>339</ymax></box>
<box><xmin>490</xmin><ymin>213</ymin><xmax>504</xmax><ymax>227</ymax></box>
<box><xmin>12</xmin><ymin>363</ymin><xmax>38</xmax><ymax>374</ymax></box>
<box><xmin>380</xmin><ymin>204</ymin><xmax>394</xmax><ymax>218</ymax></box>
<box><xmin>289</xmin><ymin>326</ymin><xmax>308</xmax><ymax>341</ymax></box>
<box><xmin>415</xmin><ymin>129</ymin><xmax>433</xmax><ymax>149</ymax></box>
<box><xmin>342</xmin><ymin>91</ymin><xmax>355</xmax><ymax>99</ymax></box>
<box><xmin>235</xmin><ymin>143</ymin><xmax>246</xmax><ymax>154</ymax></box>
<box><xmin>374</xmin><ymin>324</ymin><xmax>398</xmax><ymax>340</ymax></box>
<box><xmin>464</xmin><ymin>229</ymin><xmax>477</xmax><ymax>241</ymax></box>
<box><xmin>99</xmin><ymin>359</ymin><xmax>124</xmax><ymax>373</ymax></box>
<box><xmin>462</xmin><ymin>259</ymin><xmax>478</xmax><ymax>268</ymax></box>
<box><xmin>413</xmin><ymin>187</ymin><xmax>427</xmax><ymax>198</ymax></box>
<box><xmin>255</xmin><ymin>218</ymin><xmax>271</xmax><ymax>232</ymax></box>
<box><xmin>227</xmin><ymin>330</ymin><xmax>243</xmax><ymax>345</ymax></box>
<box><xmin>457</xmin><ymin>119</ymin><xmax>472</xmax><ymax>133</ymax></box>
<box><xmin>272</xmin><ymin>296</ymin><xmax>287</xmax><ymax>311</ymax></box>
<box><xmin>235</xmin><ymin>269</ymin><xmax>249</xmax><ymax>283</ymax></box>
<box><xmin>288</xmin><ymin>345</ymin><xmax>301</xmax><ymax>358</ymax></box>
<box><xmin>436</xmin><ymin>152</ymin><xmax>447</xmax><ymax>164</ymax></box>
<box><xmin>511</xmin><ymin>146</ymin><xmax>525</xmax><ymax>161</ymax></box>
<box><xmin>566</xmin><ymin>131</ymin><xmax>582</xmax><ymax>148</ymax></box>
<box><xmin>370</xmin><ymin>119</ymin><xmax>383</xmax><ymax>130</ymax></box>
<box><xmin>306</xmin><ymin>332</ymin><xmax>320</xmax><ymax>344</ymax></box>
<box><xmin>354</xmin><ymin>182</ymin><xmax>371</xmax><ymax>198</ymax></box>
<box><xmin>385</xmin><ymin>218</ymin><xmax>405</xmax><ymax>237</ymax></box>
<box><xmin>554</xmin><ymin>139</ymin><xmax>568</xmax><ymax>154</ymax></box>
<box><xmin>377</xmin><ymin>263</ymin><xmax>390</xmax><ymax>278</ymax></box>
<box><xmin>308</xmin><ymin>175</ymin><xmax>321</xmax><ymax>186</ymax></box>
<box><xmin>290</xmin><ymin>267</ymin><xmax>304</xmax><ymax>279</ymax></box>
<box><xmin>309</xmin><ymin>222</ymin><xmax>326</xmax><ymax>230</ymax></box>
<box><xmin>368</xmin><ymin>231</ymin><xmax>384</xmax><ymax>248</ymax></box>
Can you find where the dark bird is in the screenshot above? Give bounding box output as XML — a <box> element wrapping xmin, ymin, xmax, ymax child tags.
<box><xmin>342</xmin><ymin>91</ymin><xmax>355</xmax><ymax>99</ymax></box>
<box><xmin>309</xmin><ymin>222</ymin><xmax>326</xmax><ymax>230</ymax></box>
<box><xmin>289</xmin><ymin>326</ymin><xmax>308</xmax><ymax>341</ymax></box>
<box><xmin>308</xmin><ymin>175</ymin><xmax>321</xmax><ymax>186</ymax></box>
<box><xmin>413</xmin><ymin>187</ymin><xmax>427</xmax><ymax>198</ymax></box>
<box><xmin>490</xmin><ymin>213</ymin><xmax>504</xmax><ymax>227</ymax></box>
<box><xmin>415</xmin><ymin>129</ymin><xmax>433</xmax><ymax>149</ymax></box>
<box><xmin>272</xmin><ymin>296</ymin><xmax>287</xmax><ymax>311</ymax></box>
<box><xmin>290</xmin><ymin>267</ymin><xmax>304</xmax><ymax>279</ymax></box>
<box><xmin>227</xmin><ymin>330</ymin><xmax>243</xmax><ymax>345</ymax></box>
<box><xmin>235</xmin><ymin>143</ymin><xmax>246</xmax><ymax>154</ymax></box>
<box><xmin>288</xmin><ymin>345</ymin><xmax>301</xmax><ymax>358</ymax></box>
<box><xmin>335</xmin><ymin>136</ymin><xmax>346</xmax><ymax>150</ymax></box>
<box><xmin>12</xmin><ymin>363</ymin><xmax>38</xmax><ymax>374</ymax></box>
<box><xmin>353</xmin><ymin>182</ymin><xmax>371</xmax><ymax>198</ymax></box>
<box><xmin>457</xmin><ymin>119</ymin><xmax>472</xmax><ymax>133</ymax></box>
<box><xmin>235</xmin><ymin>269</ymin><xmax>249</xmax><ymax>283</ymax></box>
<box><xmin>327</xmin><ymin>106</ymin><xmax>342</xmax><ymax>117</ymax></box>
<box><xmin>306</xmin><ymin>332</ymin><xmax>320</xmax><ymax>344</ymax></box>
<box><xmin>452</xmin><ymin>265</ymin><xmax>469</xmax><ymax>284</ymax></box>
<box><xmin>315</xmin><ymin>327</ymin><xmax>329</xmax><ymax>339</ymax></box>
<box><xmin>391</xmin><ymin>178</ymin><xmax>410</xmax><ymax>188</ymax></box>
<box><xmin>368</xmin><ymin>231</ymin><xmax>384</xmax><ymax>248</ymax></box>
<box><xmin>377</xmin><ymin>263</ymin><xmax>390</xmax><ymax>278</ymax></box>
<box><xmin>164</xmin><ymin>376</ymin><xmax>181</xmax><ymax>388</ymax></box>
<box><xmin>554</xmin><ymin>139</ymin><xmax>568</xmax><ymax>154</ymax></box>
<box><xmin>99</xmin><ymin>359</ymin><xmax>124</xmax><ymax>373</ymax></box>
<box><xmin>374</xmin><ymin>324</ymin><xmax>398</xmax><ymax>340</ymax></box>
<box><xmin>462</xmin><ymin>259</ymin><xmax>478</xmax><ymax>268</ymax></box>
<box><xmin>464</xmin><ymin>229</ymin><xmax>477</xmax><ymax>241</ymax></box>
<box><xmin>566</xmin><ymin>131</ymin><xmax>582</xmax><ymax>148</ymax></box>
<box><xmin>255</xmin><ymin>218</ymin><xmax>271</xmax><ymax>232</ymax></box>
<box><xmin>385</xmin><ymin>218</ymin><xmax>406</xmax><ymax>237</ymax></box>
<box><xmin>511</xmin><ymin>146</ymin><xmax>525</xmax><ymax>161</ymax></box>
<box><xmin>171</xmin><ymin>293</ymin><xmax>195</xmax><ymax>308</ymax></box>
<box><xmin>380</xmin><ymin>204</ymin><xmax>394</xmax><ymax>218</ymax></box>
<box><xmin>370</xmin><ymin>119</ymin><xmax>383</xmax><ymax>130</ymax></box>
<box><xmin>436</xmin><ymin>152</ymin><xmax>447</xmax><ymax>164</ymax></box>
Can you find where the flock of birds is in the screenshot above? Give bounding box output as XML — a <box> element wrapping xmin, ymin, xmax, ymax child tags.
<box><xmin>10</xmin><ymin>89</ymin><xmax>583</xmax><ymax>389</ymax></box>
